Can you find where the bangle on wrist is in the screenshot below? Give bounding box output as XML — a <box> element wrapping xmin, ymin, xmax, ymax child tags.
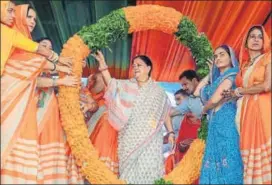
<box><xmin>168</xmin><ymin>131</ymin><xmax>175</xmax><ymax>136</ymax></box>
<box><xmin>48</xmin><ymin>51</ymin><xmax>59</xmax><ymax>64</ymax></box>
<box><xmin>51</xmin><ymin>52</ymin><xmax>59</xmax><ymax>64</ymax></box>
<box><xmin>50</xmin><ymin>63</ymin><xmax>56</xmax><ymax>71</ymax></box>
<box><xmin>54</xmin><ymin>54</ymin><xmax>59</xmax><ymax>64</ymax></box>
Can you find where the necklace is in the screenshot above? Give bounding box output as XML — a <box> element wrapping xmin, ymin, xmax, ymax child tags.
<box><xmin>242</xmin><ymin>53</ymin><xmax>262</xmax><ymax>76</ymax></box>
<box><xmin>250</xmin><ymin>53</ymin><xmax>262</xmax><ymax>64</ymax></box>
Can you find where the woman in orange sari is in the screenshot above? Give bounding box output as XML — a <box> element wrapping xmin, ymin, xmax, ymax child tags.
<box><xmin>76</xmin><ymin>62</ymin><xmax>118</xmax><ymax>176</ymax></box>
<box><xmin>1</xmin><ymin>4</ymin><xmax>82</xmax><ymax>184</ymax></box>
<box><xmin>35</xmin><ymin>38</ymin><xmax>83</xmax><ymax>184</ymax></box>
<box><xmin>223</xmin><ymin>25</ymin><xmax>271</xmax><ymax>184</ymax></box>
<box><xmin>1</xmin><ymin>1</ymin><xmax>72</xmax><ymax>75</ymax></box>
<box><xmin>85</xmin><ymin>72</ymin><xmax>119</xmax><ymax>175</ymax></box>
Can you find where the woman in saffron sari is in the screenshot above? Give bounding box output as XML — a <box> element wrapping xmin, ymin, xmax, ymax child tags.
<box><xmin>1</xmin><ymin>1</ymin><xmax>72</xmax><ymax>76</ymax></box>
<box><xmin>92</xmin><ymin>51</ymin><xmax>174</xmax><ymax>184</ymax></box>
<box><xmin>223</xmin><ymin>25</ymin><xmax>271</xmax><ymax>184</ymax></box>
<box><xmin>1</xmin><ymin>5</ymin><xmax>82</xmax><ymax>184</ymax></box>
<box><xmin>85</xmin><ymin>72</ymin><xmax>119</xmax><ymax>174</ymax></box>
<box><xmin>196</xmin><ymin>45</ymin><xmax>243</xmax><ymax>184</ymax></box>
<box><xmin>35</xmin><ymin>38</ymin><xmax>83</xmax><ymax>184</ymax></box>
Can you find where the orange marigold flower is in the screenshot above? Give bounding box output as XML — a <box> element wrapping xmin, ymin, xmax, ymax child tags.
<box><xmin>123</xmin><ymin>5</ymin><xmax>182</xmax><ymax>34</ymax></box>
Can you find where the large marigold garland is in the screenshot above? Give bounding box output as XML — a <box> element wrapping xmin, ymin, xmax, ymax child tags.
<box><xmin>58</xmin><ymin>5</ymin><xmax>212</xmax><ymax>184</ymax></box>
<box><xmin>164</xmin><ymin>139</ymin><xmax>206</xmax><ymax>184</ymax></box>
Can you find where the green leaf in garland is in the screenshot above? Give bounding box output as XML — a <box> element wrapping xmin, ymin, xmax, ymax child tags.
<box><xmin>189</xmin><ymin>34</ymin><xmax>213</xmax><ymax>64</ymax></box>
<box><xmin>196</xmin><ymin>65</ymin><xmax>209</xmax><ymax>79</ymax></box>
<box><xmin>198</xmin><ymin>115</ymin><xmax>208</xmax><ymax>141</ymax></box>
<box><xmin>154</xmin><ymin>178</ymin><xmax>173</xmax><ymax>185</ymax></box>
<box><xmin>174</xmin><ymin>16</ymin><xmax>213</xmax><ymax>78</ymax></box>
<box><xmin>174</xmin><ymin>16</ymin><xmax>198</xmax><ymax>46</ymax></box>
<box><xmin>77</xmin><ymin>9</ymin><xmax>129</xmax><ymax>53</ymax></box>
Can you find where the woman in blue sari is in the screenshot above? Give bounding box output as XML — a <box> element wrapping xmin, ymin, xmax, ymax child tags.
<box><xmin>195</xmin><ymin>45</ymin><xmax>243</xmax><ymax>184</ymax></box>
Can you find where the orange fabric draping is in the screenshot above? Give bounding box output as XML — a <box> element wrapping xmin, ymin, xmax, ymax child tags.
<box><xmin>129</xmin><ymin>1</ymin><xmax>271</xmax><ymax>82</ymax></box>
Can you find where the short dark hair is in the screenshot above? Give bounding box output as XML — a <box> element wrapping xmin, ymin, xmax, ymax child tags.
<box><xmin>179</xmin><ymin>70</ymin><xmax>200</xmax><ymax>81</ymax></box>
<box><xmin>174</xmin><ymin>89</ymin><xmax>189</xmax><ymax>97</ymax></box>
<box><xmin>35</xmin><ymin>37</ymin><xmax>53</xmax><ymax>49</ymax></box>
<box><xmin>132</xmin><ymin>55</ymin><xmax>153</xmax><ymax>77</ymax></box>
<box><xmin>36</xmin><ymin>37</ymin><xmax>52</xmax><ymax>43</ymax></box>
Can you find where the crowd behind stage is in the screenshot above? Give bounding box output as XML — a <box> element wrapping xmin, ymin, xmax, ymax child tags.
<box><xmin>1</xmin><ymin>1</ymin><xmax>271</xmax><ymax>184</ymax></box>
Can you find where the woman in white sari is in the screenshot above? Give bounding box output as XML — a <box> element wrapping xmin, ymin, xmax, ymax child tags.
<box><xmin>92</xmin><ymin>51</ymin><xmax>174</xmax><ymax>184</ymax></box>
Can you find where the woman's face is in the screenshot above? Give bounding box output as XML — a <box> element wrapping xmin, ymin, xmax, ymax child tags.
<box><xmin>40</xmin><ymin>39</ymin><xmax>52</xmax><ymax>50</ymax></box>
<box><xmin>214</xmin><ymin>47</ymin><xmax>232</xmax><ymax>69</ymax></box>
<box><xmin>88</xmin><ymin>73</ymin><xmax>105</xmax><ymax>93</ymax></box>
<box><xmin>132</xmin><ymin>58</ymin><xmax>150</xmax><ymax>80</ymax></box>
<box><xmin>26</xmin><ymin>8</ymin><xmax>36</xmax><ymax>33</ymax></box>
<box><xmin>247</xmin><ymin>28</ymin><xmax>263</xmax><ymax>51</ymax></box>
<box><xmin>1</xmin><ymin>2</ymin><xmax>16</xmax><ymax>26</ymax></box>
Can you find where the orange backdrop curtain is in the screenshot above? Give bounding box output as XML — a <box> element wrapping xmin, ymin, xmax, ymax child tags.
<box><xmin>264</xmin><ymin>13</ymin><xmax>271</xmax><ymax>39</ymax></box>
<box><xmin>129</xmin><ymin>0</ymin><xmax>271</xmax><ymax>82</ymax></box>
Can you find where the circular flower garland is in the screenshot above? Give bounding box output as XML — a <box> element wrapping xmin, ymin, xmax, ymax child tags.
<box><xmin>58</xmin><ymin>5</ymin><xmax>212</xmax><ymax>184</ymax></box>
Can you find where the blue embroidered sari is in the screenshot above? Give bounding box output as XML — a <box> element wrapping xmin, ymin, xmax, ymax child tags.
<box><xmin>199</xmin><ymin>46</ymin><xmax>243</xmax><ymax>184</ymax></box>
